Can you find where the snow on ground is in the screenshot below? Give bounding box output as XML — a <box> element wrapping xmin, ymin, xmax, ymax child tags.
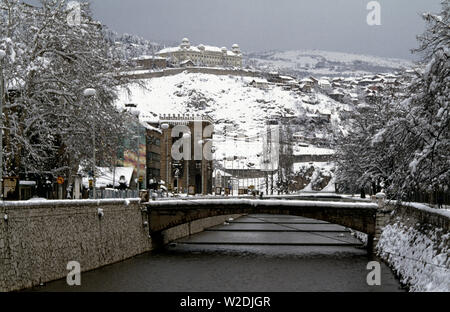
<box><xmin>378</xmin><ymin>220</ymin><xmax>450</xmax><ymax>292</ymax></box>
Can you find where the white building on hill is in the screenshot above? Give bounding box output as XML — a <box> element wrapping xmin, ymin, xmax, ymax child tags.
<box><xmin>156</xmin><ymin>38</ymin><xmax>242</xmax><ymax>68</ymax></box>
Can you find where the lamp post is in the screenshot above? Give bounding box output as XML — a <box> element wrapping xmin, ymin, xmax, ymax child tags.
<box><xmin>161</xmin><ymin>123</ymin><xmax>169</xmax><ymax>192</ymax></box>
<box><xmin>0</xmin><ymin>50</ymin><xmax>6</xmax><ymax>200</ymax></box>
<box><xmin>198</xmin><ymin>139</ymin><xmax>204</xmax><ymax>195</ymax></box>
<box><xmin>83</xmin><ymin>88</ymin><xmax>97</xmax><ymax>199</ymax></box>
<box><xmin>247</xmin><ymin>162</ymin><xmax>255</xmax><ymax>194</ymax></box>
<box><xmin>130</xmin><ymin>108</ymin><xmax>140</xmax><ymax>192</ymax></box>
<box><xmin>222</xmin><ymin>153</ymin><xmax>226</xmax><ymax>190</ymax></box>
<box><xmin>197</xmin><ymin>138</ymin><xmax>212</xmax><ymax>195</ymax></box>
<box><xmin>231</xmin><ymin>156</ymin><xmax>235</xmax><ymax>195</ymax></box>
<box><xmin>183</xmin><ymin>132</ymin><xmax>191</xmax><ymax>195</ymax></box>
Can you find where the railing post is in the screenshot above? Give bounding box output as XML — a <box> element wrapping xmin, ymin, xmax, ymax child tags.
<box><xmin>375</xmin><ymin>190</ymin><xmax>386</xmax><ymax>209</ymax></box>
<box><xmin>373</xmin><ymin>190</ymin><xmax>389</xmax><ymax>253</ymax></box>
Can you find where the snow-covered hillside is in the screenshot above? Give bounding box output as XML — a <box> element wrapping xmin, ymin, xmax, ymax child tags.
<box><xmin>116</xmin><ymin>72</ymin><xmax>350</xmax><ymax>164</ymax></box>
<box><xmin>117</xmin><ymin>72</ymin><xmax>352</xmax><ymax>191</ymax></box>
<box><xmin>245</xmin><ymin>49</ymin><xmax>413</xmax><ymax>78</ymax></box>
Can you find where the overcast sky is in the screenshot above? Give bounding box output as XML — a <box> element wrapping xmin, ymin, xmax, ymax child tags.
<box><xmin>81</xmin><ymin>0</ymin><xmax>443</xmax><ymax>60</ymax></box>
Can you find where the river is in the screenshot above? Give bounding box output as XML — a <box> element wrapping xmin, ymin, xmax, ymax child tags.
<box><xmin>31</xmin><ymin>214</ymin><xmax>404</xmax><ymax>292</ymax></box>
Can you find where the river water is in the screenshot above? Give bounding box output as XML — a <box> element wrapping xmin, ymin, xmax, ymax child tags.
<box><xmin>32</xmin><ymin>214</ymin><xmax>404</xmax><ymax>292</ymax></box>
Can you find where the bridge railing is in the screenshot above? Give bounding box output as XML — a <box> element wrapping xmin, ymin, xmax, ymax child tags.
<box><xmin>145</xmin><ymin>193</ymin><xmax>373</xmax><ymax>203</ymax></box>
<box><xmin>89</xmin><ymin>189</ymin><xmax>139</xmax><ymax>199</ymax></box>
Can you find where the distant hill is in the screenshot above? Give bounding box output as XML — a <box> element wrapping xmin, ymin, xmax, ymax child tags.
<box><xmin>244</xmin><ymin>49</ymin><xmax>413</xmax><ymax>78</ymax></box>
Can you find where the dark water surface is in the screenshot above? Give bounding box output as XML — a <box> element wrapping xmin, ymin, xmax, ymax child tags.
<box><xmin>32</xmin><ymin>214</ymin><xmax>404</xmax><ymax>292</ymax></box>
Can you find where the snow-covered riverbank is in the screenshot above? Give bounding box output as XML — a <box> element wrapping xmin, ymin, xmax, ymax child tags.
<box><xmin>377</xmin><ymin>204</ymin><xmax>449</xmax><ymax>292</ymax></box>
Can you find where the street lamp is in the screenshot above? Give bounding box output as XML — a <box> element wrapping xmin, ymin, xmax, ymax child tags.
<box><xmin>183</xmin><ymin>132</ymin><xmax>191</xmax><ymax>195</ymax></box>
<box><xmin>222</xmin><ymin>153</ymin><xmax>226</xmax><ymax>190</ymax></box>
<box><xmin>130</xmin><ymin>108</ymin><xmax>141</xmax><ymax>192</ymax></box>
<box><xmin>0</xmin><ymin>50</ymin><xmax>6</xmax><ymax>200</ymax></box>
<box><xmin>247</xmin><ymin>162</ymin><xmax>255</xmax><ymax>194</ymax></box>
<box><xmin>161</xmin><ymin>123</ymin><xmax>169</xmax><ymax>192</ymax></box>
<box><xmin>83</xmin><ymin>88</ymin><xmax>97</xmax><ymax>199</ymax></box>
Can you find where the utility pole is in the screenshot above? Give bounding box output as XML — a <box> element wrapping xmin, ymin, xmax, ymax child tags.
<box><xmin>267</xmin><ymin>125</ymin><xmax>273</xmax><ymax>195</ymax></box>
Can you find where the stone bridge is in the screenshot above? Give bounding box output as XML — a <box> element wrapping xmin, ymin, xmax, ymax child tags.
<box><xmin>145</xmin><ymin>199</ymin><xmax>379</xmax><ymax>250</ymax></box>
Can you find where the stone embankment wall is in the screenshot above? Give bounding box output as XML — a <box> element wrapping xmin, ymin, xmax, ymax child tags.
<box><xmin>0</xmin><ymin>199</ymin><xmax>242</xmax><ymax>292</ymax></box>
<box><xmin>0</xmin><ymin>199</ymin><xmax>150</xmax><ymax>292</ymax></box>
<box><xmin>123</xmin><ymin>67</ymin><xmax>263</xmax><ymax>80</ymax></box>
<box><xmin>376</xmin><ymin>203</ymin><xmax>450</xmax><ymax>291</ymax></box>
<box><xmin>162</xmin><ymin>214</ymin><xmax>242</xmax><ymax>244</ymax></box>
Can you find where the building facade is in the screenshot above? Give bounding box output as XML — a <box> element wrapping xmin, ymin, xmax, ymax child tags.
<box><xmin>117</xmin><ymin>121</ymin><xmax>147</xmax><ymax>189</ymax></box>
<box><xmin>146</xmin><ymin>125</ymin><xmax>162</xmax><ymax>189</ymax></box>
<box><xmin>156</xmin><ymin>38</ymin><xmax>242</xmax><ymax>68</ymax></box>
<box><xmin>149</xmin><ymin>114</ymin><xmax>214</xmax><ymax>195</ymax></box>
<box><xmin>134</xmin><ymin>55</ymin><xmax>167</xmax><ymax>70</ymax></box>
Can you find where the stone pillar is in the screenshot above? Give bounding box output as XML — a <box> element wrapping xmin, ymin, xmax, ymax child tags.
<box><xmin>73</xmin><ymin>176</ymin><xmax>81</xmax><ymax>199</ymax></box>
<box><xmin>376</xmin><ymin>190</ymin><xmax>386</xmax><ymax>208</ymax></box>
<box><xmin>372</xmin><ymin>190</ymin><xmax>393</xmax><ymax>253</ymax></box>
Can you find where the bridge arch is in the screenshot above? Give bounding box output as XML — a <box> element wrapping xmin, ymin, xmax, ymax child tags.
<box><xmin>145</xmin><ymin>199</ymin><xmax>377</xmax><ymax>249</ymax></box>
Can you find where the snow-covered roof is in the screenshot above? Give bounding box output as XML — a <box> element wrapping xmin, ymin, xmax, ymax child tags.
<box><xmin>157</xmin><ymin>45</ymin><xmax>240</xmax><ymax>57</ymax></box>
<box><xmin>293</xmin><ymin>146</ymin><xmax>335</xmax><ymax>156</ymax></box>
<box><xmin>142</xmin><ymin>121</ymin><xmax>162</xmax><ymax>134</ymax></box>
<box><xmin>213</xmin><ymin>169</ymin><xmax>232</xmax><ymax>177</ymax></box>
<box><xmin>293</xmin><ymin>161</ymin><xmax>334</xmax><ymax>173</ymax></box>
<box><xmin>133</xmin><ymin>55</ymin><xmax>167</xmax><ymax>61</ymax></box>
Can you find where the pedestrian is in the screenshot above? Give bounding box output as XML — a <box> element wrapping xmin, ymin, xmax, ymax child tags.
<box><xmin>437</xmin><ymin>190</ymin><xmax>444</xmax><ymax>209</ymax></box>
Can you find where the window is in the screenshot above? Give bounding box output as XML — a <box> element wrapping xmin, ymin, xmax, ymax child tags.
<box><xmin>152</xmin><ymin>152</ymin><xmax>160</xmax><ymax>162</ymax></box>
<box><xmin>147</xmin><ymin>152</ymin><xmax>160</xmax><ymax>162</ymax></box>
<box><xmin>148</xmin><ymin>168</ymin><xmax>160</xmax><ymax>178</ymax></box>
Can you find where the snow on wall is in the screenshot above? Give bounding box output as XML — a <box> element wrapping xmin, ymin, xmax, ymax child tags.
<box><xmin>146</xmin><ymin>198</ymin><xmax>377</xmax><ymax>209</ymax></box>
<box><xmin>377</xmin><ymin>208</ymin><xmax>450</xmax><ymax>292</ymax></box>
